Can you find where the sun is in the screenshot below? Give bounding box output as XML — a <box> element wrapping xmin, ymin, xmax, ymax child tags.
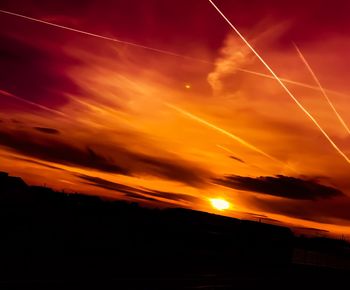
<box><xmin>210</xmin><ymin>198</ymin><xmax>230</xmax><ymax>211</ymax></box>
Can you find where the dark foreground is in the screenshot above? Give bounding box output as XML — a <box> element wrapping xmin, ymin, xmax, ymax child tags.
<box><xmin>1</xmin><ymin>171</ymin><xmax>349</xmax><ymax>289</ymax></box>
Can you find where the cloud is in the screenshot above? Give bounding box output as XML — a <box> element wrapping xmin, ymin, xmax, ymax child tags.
<box><xmin>141</xmin><ymin>188</ymin><xmax>201</xmax><ymax>204</ymax></box>
<box><xmin>221</xmin><ymin>175</ymin><xmax>350</xmax><ymax>224</ymax></box>
<box><xmin>0</xmin><ymin>129</ymin><xmax>128</xmax><ymax>175</ymax></box>
<box><xmin>229</xmin><ymin>155</ymin><xmax>245</xmax><ymax>163</ymax></box>
<box><xmin>33</xmin><ymin>127</ymin><xmax>60</xmax><ymax>134</ymax></box>
<box><xmin>77</xmin><ymin>174</ymin><xmax>201</xmax><ymax>204</ymax></box>
<box><xmin>215</xmin><ymin>175</ymin><xmax>343</xmax><ymax>200</ymax></box>
<box><xmin>3</xmin><ymin>155</ymin><xmax>66</xmax><ymax>171</ymax></box>
<box><xmin>0</xmin><ymin>128</ymin><xmax>208</xmax><ymax>185</ymax></box>
<box><xmin>293</xmin><ymin>226</ymin><xmax>329</xmax><ymax>235</ymax></box>
<box><xmin>250</xmin><ymin>195</ymin><xmax>350</xmax><ymax>225</ymax></box>
<box><xmin>207</xmin><ymin>34</ymin><xmax>251</xmax><ymax>96</ymax></box>
<box><xmin>133</xmin><ymin>155</ymin><xmax>207</xmax><ymax>186</ymax></box>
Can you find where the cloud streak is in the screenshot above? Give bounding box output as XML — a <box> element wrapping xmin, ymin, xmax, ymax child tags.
<box><xmin>0</xmin><ymin>127</ymin><xmax>209</xmax><ymax>185</ymax></box>
<box><xmin>77</xmin><ymin>173</ymin><xmax>201</xmax><ymax>204</ymax></box>
<box><xmin>33</xmin><ymin>127</ymin><xmax>60</xmax><ymax>134</ymax></box>
<box><xmin>215</xmin><ymin>175</ymin><xmax>343</xmax><ymax>200</ymax></box>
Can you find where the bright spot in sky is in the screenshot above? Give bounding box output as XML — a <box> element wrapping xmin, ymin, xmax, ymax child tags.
<box><xmin>185</xmin><ymin>84</ymin><xmax>191</xmax><ymax>89</ymax></box>
<box><xmin>210</xmin><ymin>198</ymin><xmax>230</xmax><ymax>211</ymax></box>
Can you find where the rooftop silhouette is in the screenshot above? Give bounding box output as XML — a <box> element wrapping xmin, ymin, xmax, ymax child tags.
<box><xmin>0</xmin><ymin>171</ymin><xmax>349</xmax><ymax>289</ymax></box>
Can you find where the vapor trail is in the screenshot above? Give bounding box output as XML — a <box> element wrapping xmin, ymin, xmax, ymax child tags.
<box><xmin>0</xmin><ymin>9</ymin><xmax>346</xmax><ymax>99</ymax></box>
<box><xmin>208</xmin><ymin>0</ymin><xmax>350</xmax><ymax>164</ymax></box>
<box><xmin>166</xmin><ymin>103</ymin><xmax>288</xmax><ymax>167</ymax></box>
<box><xmin>2</xmin><ymin>7</ymin><xmax>349</xmax><ymax>163</ymax></box>
<box><xmin>293</xmin><ymin>43</ymin><xmax>350</xmax><ymax>135</ymax></box>
<box><xmin>216</xmin><ymin>144</ymin><xmax>236</xmax><ymax>155</ymax></box>
<box><xmin>0</xmin><ymin>9</ymin><xmax>210</xmax><ymax>64</ymax></box>
<box><xmin>0</xmin><ymin>89</ymin><xmax>131</xmax><ymax>129</ymax></box>
<box><xmin>239</xmin><ymin>68</ymin><xmax>347</xmax><ymax>98</ymax></box>
<box><xmin>0</xmin><ymin>89</ymin><xmax>68</xmax><ymax>117</ymax></box>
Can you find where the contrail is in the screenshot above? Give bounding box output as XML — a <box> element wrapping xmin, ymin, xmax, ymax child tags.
<box><xmin>239</xmin><ymin>68</ymin><xmax>347</xmax><ymax>98</ymax></box>
<box><xmin>293</xmin><ymin>43</ymin><xmax>350</xmax><ymax>135</ymax></box>
<box><xmin>208</xmin><ymin>0</ymin><xmax>350</xmax><ymax>164</ymax></box>
<box><xmin>2</xmin><ymin>7</ymin><xmax>349</xmax><ymax>163</ymax></box>
<box><xmin>166</xmin><ymin>103</ymin><xmax>289</xmax><ymax>167</ymax></box>
<box><xmin>0</xmin><ymin>9</ymin><xmax>347</xmax><ymax>99</ymax></box>
<box><xmin>0</xmin><ymin>89</ymin><xmax>68</xmax><ymax>117</ymax></box>
<box><xmin>216</xmin><ymin>144</ymin><xmax>236</xmax><ymax>155</ymax></box>
<box><xmin>0</xmin><ymin>9</ymin><xmax>210</xmax><ymax>64</ymax></box>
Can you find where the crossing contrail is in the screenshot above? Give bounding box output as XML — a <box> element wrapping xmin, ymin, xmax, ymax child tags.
<box><xmin>208</xmin><ymin>0</ymin><xmax>350</xmax><ymax>164</ymax></box>
<box><xmin>0</xmin><ymin>9</ymin><xmax>346</xmax><ymax>99</ymax></box>
<box><xmin>1</xmin><ymin>7</ymin><xmax>349</xmax><ymax>164</ymax></box>
<box><xmin>293</xmin><ymin>43</ymin><xmax>350</xmax><ymax>135</ymax></box>
<box><xmin>166</xmin><ymin>103</ymin><xmax>291</xmax><ymax>168</ymax></box>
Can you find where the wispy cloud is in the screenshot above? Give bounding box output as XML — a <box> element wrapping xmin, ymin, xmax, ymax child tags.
<box><xmin>207</xmin><ymin>34</ymin><xmax>251</xmax><ymax>96</ymax></box>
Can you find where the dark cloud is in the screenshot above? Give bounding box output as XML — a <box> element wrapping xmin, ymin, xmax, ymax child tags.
<box><xmin>293</xmin><ymin>226</ymin><xmax>329</xmax><ymax>234</ymax></box>
<box><xmin>242</xmin><ymin>212</ymin><xmax>281</xmax><ymax>224</ymax></box>
<box><xmin>77</xmin><ymin>174</ymin><xmax>141</xmax><ymax>195</ymax></box>
<box><xmin>3</xmin><ymin>155</ymin><xmax>66</xmax><ymax>171</ymax></box>
<box><xmin>229</xmin><ymin>155</ymin><xmax>245</xmax><ymax>163</ymax></box>
<box><xmin>77</xmin><ymin>174</ymin><xmax>200</xmax><ymax>204</ymax></box>
<box><xmin>0</xmin><ymin>129</ymin><xmax>128</xmax><ymax>175</ymax></box>
<box><xmin>248</xmin><ymin>194</ymin><xmax>350</xmax><ymax>225</ymax></box>
<box><xmin>0</xmin><ymin>128</ymin><xmax>208</xmax><ymax>185</ymax></box>
<box><xmin>133</xmin><ymin>155</ymin><xmax>207</xmax><ymax>186</ymax></box>
<box><xmin>33</xmin><ymin>127</ymin><xmax>60</xmax><ymax>134</ymax></box>
<box><xmin>141</xmin><ymin>188</ymin><xmax>201</xmax><ymax>204</ymax></box>
<box><xmin>215</xmin><ymin>175</ymin><xmax>343</xmax><ymax>200</ymax></box>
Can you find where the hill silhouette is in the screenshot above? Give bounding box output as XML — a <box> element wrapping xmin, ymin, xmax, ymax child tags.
<box><xmin>0</xmin><ymin>171</ymin><xmax>349</xmax><ymax>289</ymax></box>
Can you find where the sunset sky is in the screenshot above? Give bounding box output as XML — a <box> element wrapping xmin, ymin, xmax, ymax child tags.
<box><xmin>1</xmin><ymin>0</ymin><xmax>350</xmax><ymax>236</ymax></box>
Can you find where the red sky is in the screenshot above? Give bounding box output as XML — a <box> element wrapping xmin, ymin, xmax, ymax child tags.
<box><xmin>1</xmin><ymin>0</ymin><xmax>350</xmax><ymax>236</ymax></box>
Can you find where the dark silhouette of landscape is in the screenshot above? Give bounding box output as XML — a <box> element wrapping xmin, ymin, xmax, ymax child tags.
<box><xmin>1</xmin><ymin>171</ymin><xmax>349</xmax><ymax>289</ymax></box>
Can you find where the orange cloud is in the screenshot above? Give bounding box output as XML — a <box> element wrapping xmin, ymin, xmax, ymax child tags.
<box><xmin>1</xmin><ymin>3</ymin><xmax>350</xmax><ymax>236</ymax></box>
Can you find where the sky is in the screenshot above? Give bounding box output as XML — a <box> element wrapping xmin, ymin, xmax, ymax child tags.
<box><xmin>1</xmin><ymin>0</ymin><xmax>350</xmax><ymax>236</ymax></box>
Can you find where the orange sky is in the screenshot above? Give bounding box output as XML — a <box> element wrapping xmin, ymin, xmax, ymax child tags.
<box><xmin>1</xmin><ymin>0</ymin><xmax>350</xmax><ymax>236</ymax></box>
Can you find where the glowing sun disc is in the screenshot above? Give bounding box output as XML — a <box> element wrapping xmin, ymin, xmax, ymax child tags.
<box><xmin>210</xmin><ymin>198</ymin><xmax>230</xmax><ymax>211</ymax></box>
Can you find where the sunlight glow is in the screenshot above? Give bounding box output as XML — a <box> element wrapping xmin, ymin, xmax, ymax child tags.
<box><xmin>210</xmin><ymin>198</ymin><xmax>230</xmax><ymax>211</ymax></box>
